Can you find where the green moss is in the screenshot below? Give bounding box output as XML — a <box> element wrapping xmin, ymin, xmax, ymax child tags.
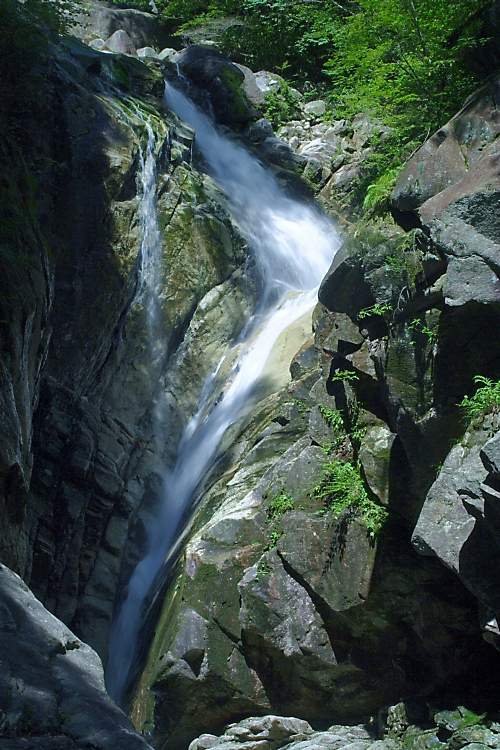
<box><xmin>219</xmin><ymin>66</ymin><xmax>250</xmax><ymax>121</ymax></box>
<box><xmin>267</xmin><ymin>491</ymin><xmax>294</xmax><ymax>521</ymax></box>
<box><xmin>264</xmin><ymin>491</ymin><xmax>294</xmax><ymax>549</ymax></box>
<box><xmin>457</xmin><ymin>708</ymin><xmax>487</xmax><ymax>729</ymax></box>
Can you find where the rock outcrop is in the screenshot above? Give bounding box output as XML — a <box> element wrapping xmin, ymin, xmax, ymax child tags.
<box><xmin>71</xmin><ymin>0</ymin><xmax>174</xmax><ymax>50</ymax></box>
<box><xmin>0</xmin><ymin>563</ymin><xmax>153</xmax><ymax>749</ymax></box>
<box><xmin>170</xmin><ymin>46</ymin><xmax>257</xmax><ymax>127</ymax></box>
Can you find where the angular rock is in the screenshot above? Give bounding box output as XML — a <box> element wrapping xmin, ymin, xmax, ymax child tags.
<box><xmin>303</xmin><ymin>100</ymin><xmax>327</xmax><ymax>118</ymax></box>
<box><xmin>172</xmin><ymin>46</ymin><xmax>256</xmax><ymax>126</ymax></box>
<box><xmin>0</xmin><ymin>564</ymin><xmax>152</xmax><ymax>749</ymax></box>
<box><xmin>137</xmin><ymin>46</ymin><xmax>159</xmax><ymax>59</ymax></box>
<box><xmin>412</xmin><ymin>418</ymin><xmax>500</xmax><ymax>621</ymax></box>
<box><xmin>104</xmin><ymin>29</ymin><xmax>137</xmax><ymax>55</ymax></box>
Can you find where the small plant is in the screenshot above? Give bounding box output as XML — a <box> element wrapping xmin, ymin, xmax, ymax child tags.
<box><xmin>330</xmin><ymin>369</ymin><xmax>359</xmax><ymax>384</ymax></box>
<box><xmin>312</xmin><ymin>460</ymin><xmax>388</xmax><ymax>538</ymax></box>
<box><xmin>460</xmin><ymin>375</ymin><xmax>500</xmax><ymax>422</ymax></box>
<box><xmin>350</xmin><ymin>425</ymin><xmax>367</xmax><ymax>449</ymax></box>
<box><xmin>265</xmin><ymin>529</ymin><xmax>283</xmax><ymax>550</ymax></box>
<box><xmin>322</xmin><ymin>440</ymin><xmax>336</xmax><ymax>456</ymax></box>
<box><xmin>363</xmin><ymin>166</ymin><xmax>400</xmax><ymax>214</ymax></box>
<box><xmin>256</xmin><ymin>558</ymin><xmax>272</xmax><ymax>580</ymax></box>
<box><xmin>294</xmin><ymin>398</ymin><xmax>310</xmax><ymax>415</ymax></box>
<box><xmin>267</xmin><ymin>492</ymin><xmax>294</xmax><ymax>522</ymax></box>
<box><xmin>409</xmin><ymin>318</ymin><xmax>438</xmax><ymax>346</ymax></box>
<box><xmin>318</xmin><ymin>405</ymin><xmax>344</xmax><ymax>432</ymax></box>
<box><xmin>358</xmin><ymin>302</ymin><xmax>393</xmax><ymax>320</ymax></box>
<box><xmin>264</xmin><ymin>491</ymin><xmax>294</xmax><ymax>550</ymax></box>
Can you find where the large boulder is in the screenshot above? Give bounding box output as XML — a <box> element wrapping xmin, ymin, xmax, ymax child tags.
<box><xmin>0</xmin><ymin>563</ymin><xmax>152</xmax><ymax>748</ymax></box>
<box><xmin>104</xmin><ymin>28</ymin><xmax>137</xmax><ymax>55</ymax></box>
<box><xmin>392</xmin><ymin>76</ymin><xmax>500</xmax><ymax>307</ymax></box>
<box><xmin>412</xmin><ymin>415</ymin><xmax>500</xmax><ymax>648</ymax></box>
<box><xmin>171</xmin><ymin>46</ymin><xmax>257</xmax><ymax>126</ymax></box>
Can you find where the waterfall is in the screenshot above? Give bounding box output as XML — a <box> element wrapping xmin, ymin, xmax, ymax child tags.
<box><xmin>137</xmin><ymin>122</ymin><xmax>162</xmax><ymax>339</ymax></box>
<box><xmin>105</xmin><ymin>122</ymin><xmax>164</xmax><ymax>701</ymax></box>
<box><xmin>105</xmin><ymin>84</ymin><xmax>340</xmax><ymax>704</ymax></box>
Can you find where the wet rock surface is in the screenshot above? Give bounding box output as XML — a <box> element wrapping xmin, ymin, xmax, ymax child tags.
<box><xmin>0</xmin><ymin>29</ymin><xmax>250</xmax><ymax>668</ymax></box>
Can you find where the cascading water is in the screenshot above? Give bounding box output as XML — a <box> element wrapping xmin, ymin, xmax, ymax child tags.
<box><xmin>138</xmin><ymin>122</ymin><xmax>162</xmax><ymax>338</ymax></box>
<box><xmin>105</xmin><ymin>122</ymin><xmax>164</xmax><ymax>701</ymax></box>
<box><xmin>105</xmin><ymin>83</ymin><xmax>341</xmax><ymax>704</ymax></box>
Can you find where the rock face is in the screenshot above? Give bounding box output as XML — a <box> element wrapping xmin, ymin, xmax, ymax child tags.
<box><xmin>0</xmin><ymin>30</ymin><xmax>252</xmax><ymax>676</ymax></box>
<box><xmin>393</xmin><ymin>74</ymin><xmax>500</xmax><ymax>306</ymax></box>
<box><xmin>413</xmin><ymin>415</ymin><xmax>500</xmax><ymax>647</ymax></box>
<box><xmin>0</xmin><ymin>563</ymin><xmax>152</xmax><ymax>748</ymax></box>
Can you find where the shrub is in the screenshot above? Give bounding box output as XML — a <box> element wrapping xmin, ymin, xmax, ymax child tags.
<box><xmin>358</xmin><ymin>302</ymin><xmax>393</xmax><ymax>320</ymax></box>
<box><xmin>262</xmin><ymin>83</ymin><xmax>300</xmax><ymax>128</ymax></box>
<box><xmin>460</xmin><ymin>376</ymin><xmax>500</xmax><ymax>422</ymax></box>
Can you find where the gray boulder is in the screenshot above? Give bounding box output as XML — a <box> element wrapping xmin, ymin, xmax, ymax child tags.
<box><xmin>70</xmin><ymin>0</ymin><xmax>172</xmax><ymax>49</ymax></box>
<box><xmin>137</xmin><ymin>46</ymin><xmax>159</xmax><ymax>59</ymax></box>
<box><xmin>171</xmin><ymin>46</ymin><xmax>256</xmax><ymax>126</ymax></box>
<box><xmin>0</xmin><ymin>564</ymin><xmax>152</xmax><ymax>748</ymax></box>
<box><xmin>392</xmin><ymin>71</ymin><xmax>500</xmax><ymax>309</ymax></box>
<box><xmin>303</xmin><ymin>100</ymin><xmax>327</xmax><ymax>118</ymax></box>
<box><xmin>104</xmin><ymin>29</ymin><xmax>137</xmax><ymax>55</ymax></box>
<box><xmin>235</xmin><ymin>63</ymin><xmax>267</xmax><ymax>107</ymax></box>
<box><xmin>254</xmin><ymin>70</ymin><xmax>286</xmax><ymax>96</ymax></box>
<box><xmin>159</xmin><ymin>46</ymin><xmax>178</xmax><ymax>60</ymax></box>
<box><xmin>412</xmin><ymin>417</ymin><xmax>500</xmax><ymax>646</ymax></box>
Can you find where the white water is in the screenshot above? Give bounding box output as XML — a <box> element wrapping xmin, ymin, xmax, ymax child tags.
<box><xmin>105</xmin><ymin>83</ymin><xmax>340</xmax><ymax>703</ymax></box>
<box><xmin>138</xmin><ymin>123</ymin><xmax>162</xmax><ymax>336</ymax></box>
<box><xmin>106</xmin><ymin>123</ymin><xmax>164</xmax><ymax>700</ymax></box>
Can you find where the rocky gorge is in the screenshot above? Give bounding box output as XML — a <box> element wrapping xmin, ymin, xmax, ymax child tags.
<box><xmin>1</xmin><ymin>2</ymin><xmax>500</xmax><ymax>749</ymax></box>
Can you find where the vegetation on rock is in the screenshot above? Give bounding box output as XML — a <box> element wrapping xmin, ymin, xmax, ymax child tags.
<box><xmin>312</xmin><ymin>459</ymin><xmax>388</xmax><ymax>538</ymax></box>
<box><xmin>460</xmin><ymin>376</ymin><xmax>500</xmax><ymax>422</ymax></box>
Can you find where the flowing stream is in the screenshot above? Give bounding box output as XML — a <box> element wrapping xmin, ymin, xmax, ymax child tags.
<box><xmin>105</xmin><ymin>83</ymin><xmax>340</xmax><ymax>703</ymax></box>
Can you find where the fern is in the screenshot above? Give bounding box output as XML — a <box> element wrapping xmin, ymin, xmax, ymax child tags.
<box><xmin>460</xmin><ymin>376</ymin><xmax>500</xmax><ymax>422</ymax></box>
<box><xmin>363</xmin><ymin>167</ymin><xmax>400</xmax><ymax>214</ymax></box>
<box><xmin>312</xmin><ymin>460</ymin><xmax>387</xmax><ymax>538</ymax></box>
